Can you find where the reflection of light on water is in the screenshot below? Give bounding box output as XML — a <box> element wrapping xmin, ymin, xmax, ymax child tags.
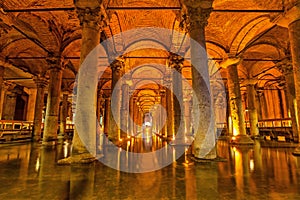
<box><xmin>173</xmin><ymin>148</ymin><xmax>176</xmax><ymax>162</ymax></box>
<box><xmin>250</xmin><ymin>159</ymin><xmax>254</xmax><ymax>171</ymax></box>
<box><xmin>35</xmin><ymin>157</ymin><xmax>40</xmax><ymax>172</ymax></box>
<box><xmin>63</xmin><ymin>143</ymin><xmax>69</xmax><ymax>158</ymax></box>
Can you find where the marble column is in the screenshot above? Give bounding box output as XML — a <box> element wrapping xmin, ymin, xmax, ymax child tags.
<box><xmin>164</xmin><ymin>76</ymin><xmax>174</xmax><ymax>139</ymax></box>
<box><xmin>65</xmin><ymin>4</ymin><xmax>109</xmax><ymax>162</ymax></box>
<box><xmin>104</xmin><ymin>97</ymin><xmax>110</xmax><ymax>135</ymax></box>
<box><xmin>245</xmin><ymin>79</ymin><xmax>259</xmax><ymax>137</ymax></box>
<box><xmin>221</xmin><ymin>58</ymin><xmax>253</xmax><ymax>144</ymax></box>
<box><xmin>160</xmin><ymin>90</ymin><xmax>167</xmax><ymax>137</ymax></box>
<box><xmin>109</xmin><ymin>58</ymin><xmax>124</xmax><ymax>142</ymax></box>
<box><xmin>2</xmin><ymin>88</ymin><xmax>17</xmax><ymax>120</ymax></box>
<box><xmin>59</xmin><ymin>92</ymin><xmax>69</xmax><ymax>138</ymax></box>
<box><xmin>33</xmin><ymin>77</ymin><xmax>48</xmax><ymax>142</ymax></box>
<box><xmin>129</xmin><ymin>92</ymin><xmax>134</xmax><ymax>136</ymax></box>
<box><xmin>42</xmin><ymin>56</ymin><xmax>63</xmax><ymax>145</ymax></box>
<box><xmin>169</xmin><ymin>53</ymin><xmax>185</xmax><ymax>139</ymax></box>
<box><xmin>180</xmin><ymin>1</ymin><xmax>217</xmax><ymax>158</ymax></box>
<box><xmin>121</xmin><ymin>76</ymin><xmax>130</xmax><ymax>139</ymax></box>
<box><xmin>276</xmin><ymin>59</ymin><xmax>298</xmax><ymax>142</ymax></box>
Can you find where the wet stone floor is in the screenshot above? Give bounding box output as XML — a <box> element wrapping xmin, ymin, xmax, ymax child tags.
<box><xmin>0</xmin><ymin>138</ymin><xmax>300</xmax><ymax>200</ymax></box>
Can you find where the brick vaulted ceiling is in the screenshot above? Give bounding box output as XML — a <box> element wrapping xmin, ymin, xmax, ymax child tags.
<box><xmin>0</xmin><ymin>0</ymin><xmax>293</xmax><ymax>108</ymax></box>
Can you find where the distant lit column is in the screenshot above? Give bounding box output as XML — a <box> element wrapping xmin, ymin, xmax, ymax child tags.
<box><xmin>160</xmin><ymin>90</ymin><xmax>167</xmax><ymax>137</ymax></box>
<box><xmin>276</xmin><ymin>59</ymin><xmax>298</xmax><ymax>142</ymax></box>
<box><xmin>59</xmin><ymin>92</ymin><xmax>69</xmax><ymax>138</ymax></box>
<box><xmin>129</xmin><ymin>92</ymin><xmax>134</xmax><ymax>136</ymax></box>
<box><xmin>109</xmin><ymin>57</ymin><xmax>124</xmax><ymax>142</ymax></box>
<box><xmin>164</xmin><ymin>76</ymin><xmax>174</xmax><ymax>139</ymax></box>
<box><xmin>221</xmin><ymin>57</ymin><xmax>253</xmax><ymax>144</ymax></box>
<box><xmin>245</xmin><ymin>79</ymin><xmax>259</xmax><ymax>137</ymax></box>
<box><xmin>183</xmin><ymin>92</ymin><xmax>192</xmax><ymax>136</ymax></box>
<box><xmin>104</xmin><ymin>97</ymin><xmax>110</xmax><ymax>135</ymax></box>
<box><xmin>121</xmin><ymin>75</ymin><xmax>130</xmax><ymax>139</ymax></box>
<box><xmin>169</xmin><ymin>53</ymin><xmax>185</xmax><ymax>139</ymax></box>
<box><xmin>33</xmin><ymin>76</ymin><xmax>48</xmax><ymax>142</ymax></box>
<box><xmin>42</xmin><ymin>56</ymin><xmax>63</xmax><ymax>145</ymax></box>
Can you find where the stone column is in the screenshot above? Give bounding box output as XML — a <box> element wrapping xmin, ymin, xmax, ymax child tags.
<box><xmin>180</xmin><ymin>1</ymin><xmax>217</xmax><ymax>158</ymax></box>
<box><xmin>109</xmin><ymin>57</ymin><xmax>124</xmax><ymax>142</ymax></box>
<box><xmin>120</xmin><ymin>75</ymin><xmax>130</xmax><ymax>139</ymax></box>
<box><xmin>33</xmin><ymin>76</ymin><xmax>48</xmax><ymax>142</ymax></box>
<box><xmin>104</xmin><ymin>97</ymin><xmax>110</xmax><ymax>135</ymax></box>
<box><xmin>165</xmin><ymin>78</ymin><xmax>174</xmax><ymax>139</ymax></box>
<box><xmin>169</xmin><ymin>53</ymin><xmax>185</xmax><ymax>139</ymax></box>
<box><xmin>183</xmin><ymin>93</ymin><xmax>192</xmax><ymax>136</ymax></box>
<box><xmin>42</xmin><ymin>56</ymin><xmax>63</xmax><ymax>145</ymax></box>
<box><xmin>63</xmin><ymin>3</ymin><xmax>109</xmax><ymax>163</ymax></box>
<box><xmin>59</xmin><ymin>92</ymin><xmax>69</xmax><ymax>138</ymax></box>
<box><xmin>129</xmin><ymin>92</ymin><xmax>134</xmax><ymax>136</ymax></box>
<box><xmin>245</xmin><ymin>79</ymin><xmax>259</xmax><ymax>137</ymax></box>
<box><xmin>221</xmin><ymin>58</ymin><xmax>253</xmax><ymax>144</ymax></box>
<box><xmin>276</xmin><ymin>59</ymin><xmax>298</xmax><ymax>142</ymax></box>
<box><xmin>160</xmin><ymin>90</ymin><xmax>167</xmax><ymax>137</ymax></box>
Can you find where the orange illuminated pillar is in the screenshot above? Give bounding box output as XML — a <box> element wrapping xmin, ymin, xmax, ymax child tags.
<box><xmin>221</xmin><ymin>58</ymin><xmax>253</xmax><ymax>144</ymax></box>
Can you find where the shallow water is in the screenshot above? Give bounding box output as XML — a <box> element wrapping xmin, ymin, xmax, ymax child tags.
<box><xmin>0</xmin><ymin>139</ymin><xmax>299</xmax><ymax>200</ymax></box>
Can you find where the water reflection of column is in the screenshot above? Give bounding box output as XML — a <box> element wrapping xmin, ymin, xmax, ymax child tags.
<box><xmin>253</xmin><ymin>140</ymin><xmax>262</xmax><ymax>173</ymax></box>
<box><xmin>39</xmin><ymin>147</ymin><xmax>68</xmax><ymax>199</ymax></box>
<box><xmin>70</xmin><ymin>165</ymin><xmax>95</xmax><ymax>199</ymax></box>
<box><xmin>233</xmin><ymin>146</ymin><xmax>251</xmax><ymax>199</ymax></box>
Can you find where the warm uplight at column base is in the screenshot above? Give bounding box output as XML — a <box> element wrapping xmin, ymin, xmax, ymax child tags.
<box><xmin>230</xmin><ymin>135</ymin><xmax>254</xmax><ymax>145</ymax></box>
<box><xmin>292</xmin><ymin>146</ymin><xmax>300</xmax><ymax>156</ymax></box>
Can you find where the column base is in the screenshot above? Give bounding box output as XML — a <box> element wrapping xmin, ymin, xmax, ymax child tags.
<box><xmin>57</xmin><ymin>153</ymin><xmax>100</xmax><ymax>165</ymax></box>
<box><xmin>230</xmin><ymin>135</ymin><xmax>254</xmax><ymax>145</ymax></box>
<box><xmin>292</xmin><ymin>146</ymin><xmax>300</xmax><ymax>156</ymax></box>
<box><xmin>190</xmin><ymin>155</ymin><xmax>227</xmax><ymax>163</ymax></box>
<box><xmin>42</xmin><ymin>137</ymin><xmax>57</xmax><ymax>146</ymax></box>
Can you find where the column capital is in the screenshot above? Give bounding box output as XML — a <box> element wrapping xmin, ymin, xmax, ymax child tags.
<box><xmin>168</xmin><ymin>53</ymin><xmax>184</xmax><ymax>72</ymax></box>
<box><xmin>33</xmin><ymin>76</ymin><xmax>48</xmax><ymax>88</ymax></box>
<box><xmin>46</xmin><ymin>55</ymin><xmax>64</xmax><ymax>71</ymax></box>
<box><xmin>275</xmin><ymin>58</ymin><xmax>294</xmax><ymax>75</ymax></box>
<box><xmin>220</xmin><ymin>57</ymin><xmax>242</xmax><ymax>69</ymax></box>
<box><xmin>179</xmin><ymin>0</ymin><xmax>213</xmax><ymax>32</ymax></box>
<box><xmin>271</xmin><ymin>2</ymin><xmax>300</xmax><ymax>27</ymax></box>
<box><xmin>243</xmin><ymin>78</ymin><xmax>258</xmax><ymax>86</ymax></box>
<box><xmin>110</xmin><ymin>56</ymin><xmax>125</xmax><ymax>73</ymax></box>
<box><xmin>76</xmin><ymin>4</ymin><xmax>109</xmax><ymax>31</ymax></box>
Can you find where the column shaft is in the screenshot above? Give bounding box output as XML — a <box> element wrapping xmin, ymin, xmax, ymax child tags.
<box><xmin>247</xmin><ymin>84</ymin><xmax>259</xmax><ymax>137</ymax></box>
<box><xmin>227</xmin><ymin>64</ymin><xmax>246</xmax><ymax>136</ymax></box>
<box><xmin>33</xmin><ymin>77</ymin><xmax>47</xmax><ymax>141</ymax></box>
<box><xmin>59</xmin><ymin>93</ymin><xmax>68</xmax><ymax>137</ymax></box>
<box><xmin>121</xmin><ymin>83</ymin><xmax>129</xmax><ymax>139</ymax></box>
<box><xmin>43</xmin><ymin>65</ymin><xmax>63</xmax><ymax>143</ymax></box>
